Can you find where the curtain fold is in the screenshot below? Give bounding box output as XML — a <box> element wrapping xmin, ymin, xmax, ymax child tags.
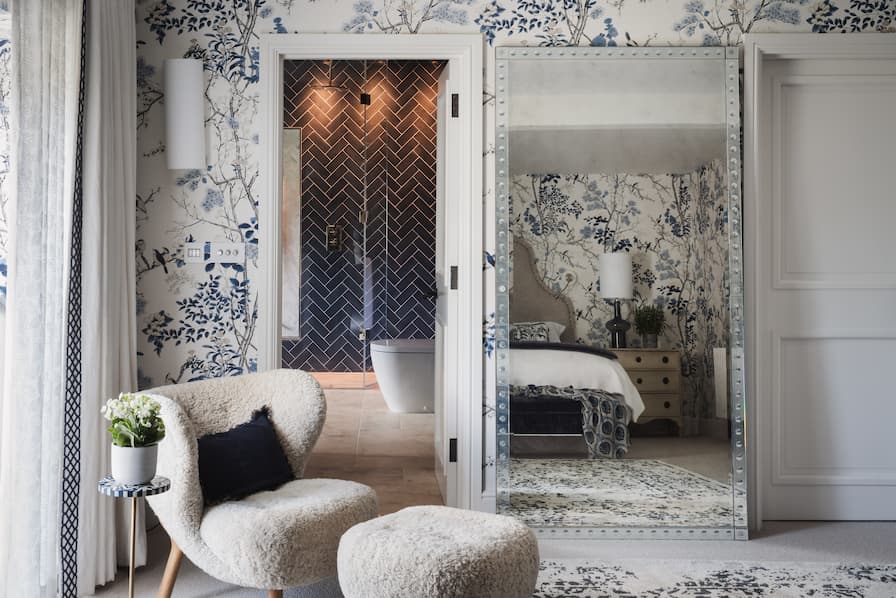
<box><xmin>0</xmin><ymin>1</ymin><xmax>139</xmax><ymax>594</ymax></box>
<box><xmin>77</xmin><ymin>0</ymin><xmax>140</xmax><ymax>593</ymax></box>
<box><xmin>0</xmin><ymin>0</ymin><xmax>84</xmax><ymax>596</ymax></box>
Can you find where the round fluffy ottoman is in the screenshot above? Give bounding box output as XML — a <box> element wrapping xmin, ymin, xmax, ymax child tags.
<box><xmin>337</xmin><ymin>505</ymin><xmax>539</xmax><ymax>598</ymax></box>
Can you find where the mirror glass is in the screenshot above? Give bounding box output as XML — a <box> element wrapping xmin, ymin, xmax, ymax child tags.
<box><xmin>494</xmin><ymin>48</ymin><xmax>747</xmax><ymax>538</ymax></box>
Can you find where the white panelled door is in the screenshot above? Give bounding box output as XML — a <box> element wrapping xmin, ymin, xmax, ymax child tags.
<box><xmin>434</xmin><ymin>63</ymin><xmax>458</xmax><ymax>507</ymax></box>
<box><xmin>747</xmin><ymin>35</ymin><xmax>896</xmax><ymax>520</ymax></box>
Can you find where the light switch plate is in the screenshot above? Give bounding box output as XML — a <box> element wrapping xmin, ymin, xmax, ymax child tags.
<box><xmin>184</xmin><ymin>242</ymin><xmax>204</xmax><ymax>263</ymax></box>
<box><xmin>209</xmin><ymin>242</ymin><xmax>245</xmax><ymax>263</ymax></box>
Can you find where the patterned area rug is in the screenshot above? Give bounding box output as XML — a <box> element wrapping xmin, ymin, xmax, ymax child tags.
<box><xmin>535</xmin><ymin>560</ymin><xmax>896</xmax><ymax>597</ymax></box>
<box><xmin>509</xmin><ymin>458</ymin><xmax>733</xmax><ymax>527</ymax></box>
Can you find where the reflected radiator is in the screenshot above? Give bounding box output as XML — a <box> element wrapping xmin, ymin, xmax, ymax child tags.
<box><xmin>713</xmin><ymin>347</ymin><xmax>728</xmax><ymax>419</ymax></box>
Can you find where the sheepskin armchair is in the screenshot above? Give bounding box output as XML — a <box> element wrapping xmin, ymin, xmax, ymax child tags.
<box><xmin>144</xmin><ymin>369</ymin><xmax>378</xmax><ymax>597</ymax></box>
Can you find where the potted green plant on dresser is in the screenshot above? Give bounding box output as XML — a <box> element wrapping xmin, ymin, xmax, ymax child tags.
<box><xmin>102</xmin><ymin>393</ymin><xmax>166</xmax><ymax>485</ymax></box>
<box><xmin>634</xmin><ymin>305</ymin><xmax>665</xmax><ymax>348</ymax></box>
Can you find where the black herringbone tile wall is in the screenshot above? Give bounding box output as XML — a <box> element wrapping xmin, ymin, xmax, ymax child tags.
<box><xmin>281</xmin><ymin>60</ymin><xmax>444</xmax><ymax>372</ymax></box>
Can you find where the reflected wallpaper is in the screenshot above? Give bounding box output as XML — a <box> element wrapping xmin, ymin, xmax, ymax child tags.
<box><xmin>511</xmin><ymin>161</ymin><xmax>729</xmax><ymax>421</ymax></box>
<box><xmin>0</xmin><ymin>37</ymin><xmax>9</xmax><ymax>308</ymax></box>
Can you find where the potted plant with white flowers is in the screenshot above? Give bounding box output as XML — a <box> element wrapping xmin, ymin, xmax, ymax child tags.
<box><xmin>102</xmin><ymin>393</ymin><xmax>166</xmax><ymax>485</ymax></box>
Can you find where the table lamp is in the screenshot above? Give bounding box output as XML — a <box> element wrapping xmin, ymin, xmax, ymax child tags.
<box><xmin>598</xmin><ymin>252</ymin><xmax>633</xmax><ymax>348</ymax></box>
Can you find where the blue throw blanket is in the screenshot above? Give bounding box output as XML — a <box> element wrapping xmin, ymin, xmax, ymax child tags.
<box><xmin>510</xmin><ymin>385</ymin><xmax>632</xmax><ymax>458</ymax></box>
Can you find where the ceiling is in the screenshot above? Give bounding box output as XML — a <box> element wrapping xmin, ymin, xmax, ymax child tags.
<box><xmin>509</xmin><ymin>124</ymin><xmax>726</xmax><ymax>175</ymax></box>
<box><xmin>507</xmin><ymin>57</ymin><xmax>727</xmax><ymax>174</ymax></box>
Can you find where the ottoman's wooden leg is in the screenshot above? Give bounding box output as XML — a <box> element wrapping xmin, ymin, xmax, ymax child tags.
<box><xmin>268</xmin><ymin>591</ymin><xmax>283</xmax><ymax>598</ymax></box>
<box><xmin>157</xmin><ymin>539</ymin><xmax>183</xmax><ymax>598</ymax></box>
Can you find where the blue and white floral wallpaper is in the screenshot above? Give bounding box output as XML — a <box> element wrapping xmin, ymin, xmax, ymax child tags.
<box><xmin>131</xmin><ymin>0</ymin><xmax>892</xmax><ymax>496</ymax></box>
<box><xmin>0</xmin><ymin>36</ymin><xmax>9</xmax><ymax>310</ymax></box>
<box><xmin>511</xmin><ymin>161</ymin><xmax>729</xmax><ymax>422</ymax></box>
<box><xmin>132</xmin><ymin>0</ymin><xmax>893</xmax><ymax>386</ymax></box>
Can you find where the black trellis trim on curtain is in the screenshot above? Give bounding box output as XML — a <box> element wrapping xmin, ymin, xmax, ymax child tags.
<box><xmin>60</xmin><ymin>0</ymin><xmax>88</xmax><ymax>595</ymax></box>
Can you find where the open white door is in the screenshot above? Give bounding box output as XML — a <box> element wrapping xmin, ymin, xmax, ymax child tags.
<box><xmin>434</xmin><ymin>63</ymin><xmax>458</xmax><ymax>507</ymax></box>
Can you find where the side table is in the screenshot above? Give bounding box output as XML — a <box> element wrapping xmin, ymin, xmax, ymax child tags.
<box><xmin>98</xmin><ymin>475</ymin><xmax>170</xmax><ymax>598</ymax></box>
<box><xmin>613</xmin><ymin>348</ymin><xmax>683</xmax><ymax>434</ymax></box>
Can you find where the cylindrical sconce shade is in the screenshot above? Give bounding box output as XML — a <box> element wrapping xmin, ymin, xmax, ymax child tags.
<box><xmin>164</xmin><ymin>59</ymin><xmax>205</xmax><ymax>169</ymax></box>
<box><xmin>598</xmin><ymin>252</ymin><xmax>633</xmax><ymax>299</ymax></box>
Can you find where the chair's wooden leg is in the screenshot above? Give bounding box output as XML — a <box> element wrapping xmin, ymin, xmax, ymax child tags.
<box><xmin>268</xmin><ymin>591</ymin><xmax>283</xmax><ymax>598</ymax></box>
<box><xmin>157</xmin><ymin>539</ymin><xmax>184</xmax><ymax>598</ymax></box>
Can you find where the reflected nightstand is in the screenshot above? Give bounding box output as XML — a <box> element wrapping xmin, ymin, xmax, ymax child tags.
<box><xmin>614</xmin><ymin>348</ymin><xmax>682</xmax><ymax>434</ymax></box>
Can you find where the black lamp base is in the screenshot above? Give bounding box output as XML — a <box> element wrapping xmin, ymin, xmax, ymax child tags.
<box><xmin>605</xmin><ymin>299</ymin><xmax>630</xmax><ymax>349</ymax></box>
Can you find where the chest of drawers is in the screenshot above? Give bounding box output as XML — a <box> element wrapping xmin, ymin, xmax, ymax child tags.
<box><xmin>613</xmin><ymin>348</ymin><xmax>682</xmax><ymax>434</ymax></box>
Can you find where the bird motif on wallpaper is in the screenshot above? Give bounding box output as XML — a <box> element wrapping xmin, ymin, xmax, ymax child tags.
<box><xmin>153</xmin><ymin>249</ymin><xmax>170</xmax><ymax>274</ymax></box>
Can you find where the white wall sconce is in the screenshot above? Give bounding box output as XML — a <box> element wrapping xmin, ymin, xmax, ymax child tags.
<box><xmin>164</xmin><ymin>58</ymin><xmax>205</xmax><ymax>170</ymax></box>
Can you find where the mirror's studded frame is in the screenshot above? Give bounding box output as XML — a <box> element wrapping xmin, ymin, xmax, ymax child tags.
<box><xmin>494</xmin><ymin>45</ymin><xmax>748</xmax><ymax>540</ymax></box>
<box><xmin>725</xmin><ymin>45</ymin><xmax>749</xmax><ymax>541</ymax></box>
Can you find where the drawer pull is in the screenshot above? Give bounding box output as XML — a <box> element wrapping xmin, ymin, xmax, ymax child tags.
<box><xmin>662</xmin><ymin>356</ymin><xmax>669</xmax><ymax>364</ymax></box>
<box><xmin>664</xmin><ymin>401</ymin><xmax>671</xmax><ymax>409</ymax></box>
<box><xmin>636</xmin><ymin>356</ymin><xmax>642</xmax><ymax>363</ymax></box>
<box><xmin>662</xmin><ymin>377</ymin><xmax>670</xmax><ymax>384</ymax></box>
<box><xmin>636</xmin><ymin>378</ymin><xmax>643</xmax><ymax>384</ymax></box>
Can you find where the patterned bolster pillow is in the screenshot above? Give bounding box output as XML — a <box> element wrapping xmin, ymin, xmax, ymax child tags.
<box><xmin>510</xmin><ymin>321</ymin><xmax>566</xmax><ymax>342</ymax></box>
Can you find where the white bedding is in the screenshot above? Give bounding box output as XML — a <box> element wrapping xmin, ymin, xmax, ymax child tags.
<box><xmin>509</xmin><ymin>348</ymin><xmax>645</xmax><ymax>421</ymax></box>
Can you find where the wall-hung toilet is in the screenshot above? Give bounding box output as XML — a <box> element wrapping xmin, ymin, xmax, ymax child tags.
<box><xmin>369</xmin><ymin>339</ymin><xmax>435</xmax><ymax>413</ymax></box>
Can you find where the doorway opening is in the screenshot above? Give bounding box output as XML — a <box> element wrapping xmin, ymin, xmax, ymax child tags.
<box><xmin>281</xmin><ymin>58</ymin><xmax>446</xmax><ymax>513</ymax></box>
<box><xmin>258</xmin><ymin>34</ymin><xmax>483</xmax><ymax>512</ymax></box>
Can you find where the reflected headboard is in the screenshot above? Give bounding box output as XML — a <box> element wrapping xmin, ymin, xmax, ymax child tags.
<box><xmin>509</xmin><ymin>237</ymin><xmax>577</xmax><ymax>343</ymax></box>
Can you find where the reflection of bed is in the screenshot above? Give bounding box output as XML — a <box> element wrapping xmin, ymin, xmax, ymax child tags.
<box><xmin>509</xmin><ymin>238</ymin><xmax>644</xmax><ymax>438</ymax></box>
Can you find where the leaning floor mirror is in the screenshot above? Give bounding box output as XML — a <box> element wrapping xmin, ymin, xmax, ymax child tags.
<box><xmin>494</xmin><ymin>47</ymin><xmax>748</xmax><ymax>539</ymax></box>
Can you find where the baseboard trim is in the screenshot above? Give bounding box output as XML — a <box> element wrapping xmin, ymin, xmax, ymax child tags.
<box><xmin>700</xmin><ymin>417</ymin><xmax>730</xmax><ymax>440</ymax></box>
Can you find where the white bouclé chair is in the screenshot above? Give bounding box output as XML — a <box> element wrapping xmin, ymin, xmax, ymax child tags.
<box><xmin>145</xmin><ymin>369</ymin><xmax>378</xmax><ymax>598</ymax></box>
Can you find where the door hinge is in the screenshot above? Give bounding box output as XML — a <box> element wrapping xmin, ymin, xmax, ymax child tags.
<box><xmin>451</xmin><ymin>93</ymin><xmax>459</xmax><ymax>118</ymax></box>
<box><xmin>450</xmin><ymin>266</ymin><xmax>458</xmax><ymax>290</ymax></box>
<box><xmin>449</xmin><ymin>438</ymin><xmax>457</xmax><ymax>463</ymax></box>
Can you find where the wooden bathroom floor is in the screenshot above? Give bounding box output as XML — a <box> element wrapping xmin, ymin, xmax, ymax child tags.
<box><xmin>303</xmin><ymin>387</ymin><xmax>444</xmax><ymax>515</ymax></box>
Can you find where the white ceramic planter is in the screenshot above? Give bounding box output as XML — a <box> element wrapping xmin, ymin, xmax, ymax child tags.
<box><xmin>111</xmin><ymin>444</ymin><xmax>158</xmax><ymax>486</ymax></box>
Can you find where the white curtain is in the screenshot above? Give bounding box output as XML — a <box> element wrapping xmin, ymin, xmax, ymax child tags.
<box><xmin>77</xmin><ymin>0</ymin><xmax>140</xmax><ymax>593</ymax></box>
<box><xmin>0</xmin><ymin>0</ymin><xmax>83</xmax><ymax>596</ymax></box>
<box><xmin>0</xmin><ymin>1</ymin><xmax>140</xmax><ymax>594</ymax></box>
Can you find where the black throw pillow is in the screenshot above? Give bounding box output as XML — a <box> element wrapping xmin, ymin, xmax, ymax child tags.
<box><xmin>197</xmin><ymin>406</ymin><xmax>295</xmax><ymax>505</ymax></box>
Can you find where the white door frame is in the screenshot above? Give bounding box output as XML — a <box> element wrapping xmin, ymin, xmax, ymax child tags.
<box><xmin>257</xmin><ymin>34</ymin><xmax>483</xmax><ymax>510</ymax></box>
<box><xmin>744</xmin><ymin>33</ymin><xmax>896</xmax><ymax>527</ymax></box>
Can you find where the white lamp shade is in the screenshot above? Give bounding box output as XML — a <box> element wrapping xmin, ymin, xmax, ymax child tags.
<box><xmin>165</xmin><ymin>59</ymin><xmax>205</xmax><ymax>169</ymax></box>
<box><xmin>598</xmin><ymin>252</ymin><xmax>633</xmax><ymax>299</ymax></box>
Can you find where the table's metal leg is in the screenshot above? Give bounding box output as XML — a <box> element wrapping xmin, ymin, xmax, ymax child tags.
<box><xmin>129</xmin><ymin>496</ymin><xmax>137</xmax><ymax>598</ymax></box>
